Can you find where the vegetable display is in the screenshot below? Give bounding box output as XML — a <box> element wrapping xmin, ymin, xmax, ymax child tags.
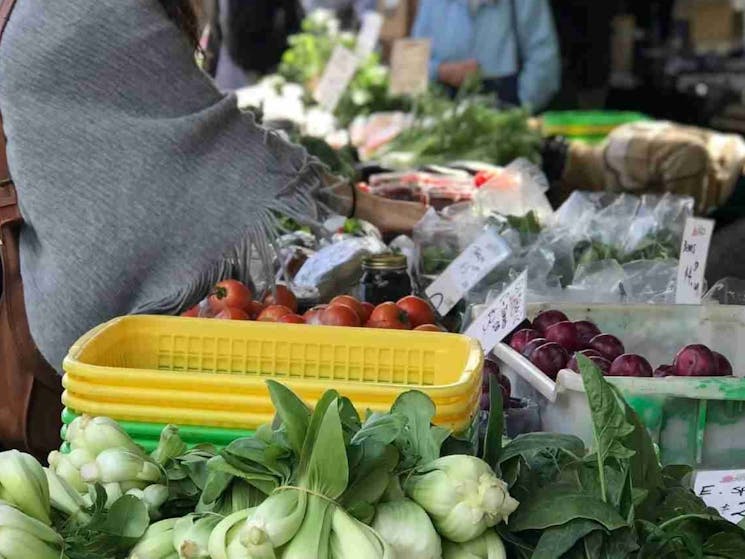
<box><xmin>508</xmin><ymin>309</ymin><xmax>735</xmax><ymax>379</ymax></box>
<box><xmin>1</xmin><ymin>360</ymin><xmax>742</xmax><ymax>557</ymax></box>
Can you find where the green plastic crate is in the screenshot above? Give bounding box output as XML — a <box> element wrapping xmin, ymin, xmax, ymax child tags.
<box><xmin>542</xmin><ymin>111</ymin><xmax>650</xmax><ymax>143</ymax></box>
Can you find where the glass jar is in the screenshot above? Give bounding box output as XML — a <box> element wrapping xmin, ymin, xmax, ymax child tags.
<box><xmin>359</xmin><ymin>254</ymin><xmax>412</xmax><ymax>306</ymax></box>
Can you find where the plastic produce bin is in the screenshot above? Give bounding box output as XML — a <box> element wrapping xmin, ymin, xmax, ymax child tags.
<box><xmin>62</xmin><ymin>316</ymin><xmax>482</xmax><ymax>433</ymax></box>
<box><xmin>542</xmin><ymin>111</ymin><xmax>650</xmax><ymax>144</ymax></box>
<box><xmin>492</xmin><ymin>303</ymin><xmax>745</xmax><ymax>469</ymax></box>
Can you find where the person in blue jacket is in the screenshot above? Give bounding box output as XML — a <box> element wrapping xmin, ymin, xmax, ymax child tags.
<box><xmin>412</xmin><ymin>0</ymin><xmax>561</xmax><ymax>112</ymax></box>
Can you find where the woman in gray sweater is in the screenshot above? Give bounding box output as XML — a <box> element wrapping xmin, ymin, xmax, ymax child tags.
<box><xmin>0</xmin><ymin>0</ymin><xmax>425</xmax><ymax>375</ymax></box>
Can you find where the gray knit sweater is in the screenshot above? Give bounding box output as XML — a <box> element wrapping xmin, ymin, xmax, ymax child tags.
<box><xmin>0</xmin><ymin>0</ymin><xmax>325</xmax><ymax>371</ymax></box>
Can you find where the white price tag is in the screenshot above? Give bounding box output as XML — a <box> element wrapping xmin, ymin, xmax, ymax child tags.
<box><xmin>313</xmin><ymin>46</ymin><xmax>359</xmax><ymax>113</ymax></box>
<box><xmin>389</xmin><ymin>39</ymin><xmax>431</xmax><ymax>96</ymax></box>
<box><xmin>356</xmin><ymin>11</ymin><xmax>383</xmax><ymax>58</ymax></box>
<box><xmin>465</xmin><ymin>272</ymin><xmax>528</xmax><ymax>354</ymax></box>
<box><xmin>425</xmin><ymin>229</ymin><xmax>512</xmax><ymax>316</ymax></box>
<box><xmin>694</xmin><ymin>470</ymin><xmax>745</xmax><ymax>523</ymax></box>
<box><xmin>675</xmin><ymin>217</ymin><xmax>715</xmax><ymax>304</ymax></box>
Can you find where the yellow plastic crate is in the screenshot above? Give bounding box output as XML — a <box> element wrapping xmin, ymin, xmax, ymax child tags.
<box><xmin>63</xmin><ymin>316</ymin><xmax>483</xmax><ymax>432</ymax></box>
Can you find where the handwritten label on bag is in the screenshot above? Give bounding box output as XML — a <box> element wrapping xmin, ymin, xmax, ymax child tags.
<box><xmin>675</xmin><ymin>217</ymin><xmax>715</xmax><ymax>304</ymax></box>
<box><xmin>356</xmin><ymin>11</ymin><xmax>384</xmax><ymax>58</ymax></box>
<box><xmin>425</xmin><ymin>228</ymin><xmax>512</xmax><ymax>316</ymax></box>
<box><xmin>314</xmin><ymin>46</ymin><xmax>359</xmax><ymax>113</ymax></box>
<box><xmin>465</xmin><ymin>271</ymin><xmax>528</xmax><ymax>353</ymax></box>
<box><xmin>694</xmin><ymin>470</ymin><xmax>745</xmax><ymax>523</ymax></box>
<box><xmin>389</xmin><ymin>39</ymin><xmax>431</xmax><ymax>96</ymax></box>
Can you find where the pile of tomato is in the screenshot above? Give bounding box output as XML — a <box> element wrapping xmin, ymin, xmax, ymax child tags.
<box><xmin>181</xmin><ymin>279</ymin><xmax>445</xmax><ymax>332</ymax></box>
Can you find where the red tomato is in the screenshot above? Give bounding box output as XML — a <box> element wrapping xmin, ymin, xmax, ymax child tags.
<box><xmin>303</xmin><ymin>305</ymin><xmax>327</xmax><ymax>325</ymax></box>
<box><xmin>474</xmin><ymin>170</ymin><xmax>496</xmax><ymax>188</ymax></box>
<box><xmin>320</xmin><ymin>305</ymin><xmax>362</xmax><ymax>327</ymax></box>
<box><xmin>368</xmin><ymin>302</ymin><xmax>411</xmax><ymax>330</ymax></box>
<box><xmin>245</xmin><ymin>301</ymin><xmax>265</xmax><ymax>320</ymax></box>
<box><xmin>278</xmin><ymin>314</ymin><xmax>306</xmax><ymax>324</ymax></box>
<box><xmin>360</xmin><ymin>302</ymin><xmax>375</xmax><ymax>324</ymax></box>
<box><xmin>396</xmin><ymin>296</ymin><xmax>435</xmax><ymax>328</ymax></box>
<box><xmin>415</xmin><ymin>324</ymin><xmax>445</xmax><ymax>332</ymax></box>
<box><xmin>209</xmin><ymin>280</ymin><xmax>253</xmax><ymax>312</ymax></box>
<box><xmin>330</xmin><ymin>295</ymin><xmax>365</xmax><ymax>322</ymax></box>
<box><xmin>215</xmin><ymin>307</ymin><xmax>250</xmax><ymax>320</ymax></box>
<box><xmin>262</xmin><ymin>285</ymin><xmax>298</xmax><ymax>313</ymax></box>
<box><xmin>257</xmin><ymin>305</ymin><xmax>294</xmax><ymax>323</ymax></box>
<box><xmin>181</xmin><ymin>305</ymin><xmax>200</xmax><ymax>318</ymax></box>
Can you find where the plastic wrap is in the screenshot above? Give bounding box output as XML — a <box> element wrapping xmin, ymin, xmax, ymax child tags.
<box><xmin>293</xmin><ymin>236</ymin><xmax>387</xmax><ymax>301</ymax></box>
<box><xmin>368</xmin><ymin>172</ymin><xmax>476</xmax><ymax>210</ymax></box>
<box><xmin>474</xmin><ymin>159</ymin><xmax>554</xmax><ymax>222</ymax></box>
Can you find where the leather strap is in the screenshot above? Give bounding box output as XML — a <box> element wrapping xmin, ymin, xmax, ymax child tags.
<box><xmin>0</xmin><ymin>0</ymin><xmax>21</xmax><ymax>229</ymax></box>
<box><xmin>0</xmin><ymin>0</ymin><xmax>17</xmax><ymax>38</ymax></box>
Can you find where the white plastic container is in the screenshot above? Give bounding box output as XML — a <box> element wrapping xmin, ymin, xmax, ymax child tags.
<box><xmin>493</xmin><ymin>303</ymin><xmax>745</xmax><ymax>469</ymax></box>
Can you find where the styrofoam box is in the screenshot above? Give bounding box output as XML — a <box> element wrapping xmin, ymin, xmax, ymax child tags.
<box><xmin>492</xmin><ymin>303</ymin><xmax>745</xmax><ymax>469</ymax></box>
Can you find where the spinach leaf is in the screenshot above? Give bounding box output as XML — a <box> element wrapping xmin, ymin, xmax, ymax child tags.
<box><xmin>483</xmin><ymin>375</ymin><xmax>504</xmax><ymax>470</ymax></box>
<box><xmin>500</xmin><ymin>433</ymin><xmax>586</xmax><ymax>465</ymax></box>
<box><xmin>531</xmin><ymin>519</ymin><xmax>603</xmax><ymax>559</ymax></box>
<box><xmin>510</xmin><ymin>490</ymin><xmax>628</xmax><ymax>532</ymax></box>
<box><xmin>702</xmin><ymin>531</ymin><xmax>745</xmax><ymax>558</ymax></box>
<box><xmin>578</xmin><ymin>356</ymin><xmax>635</xmax><ymax>503</ymax></box>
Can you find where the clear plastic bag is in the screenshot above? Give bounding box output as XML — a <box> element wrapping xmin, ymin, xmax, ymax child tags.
<box><xmin>475</xmin><ymin>159</ymin><xmax>554</xmax><ymax>222</ymax></box>
<box><xmin>413</xmin><ymin>208</ymin><xmax>462</xmax><ymax>277</ymax></box>
<box><xmin>293</xmin><ymin>236</ymin><xmax>387</xmax><ymax>301</ymax></box>
<box><xmin>703</xmin><ymin>277</ymin><xmax>745</xmax><ymax>306</ymax></box>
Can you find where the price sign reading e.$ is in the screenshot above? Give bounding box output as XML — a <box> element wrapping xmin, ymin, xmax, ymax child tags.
<box><xmin>695</xmin><ymin>470</ymin><xmax>745</xmax><ymax>524</ymax></box>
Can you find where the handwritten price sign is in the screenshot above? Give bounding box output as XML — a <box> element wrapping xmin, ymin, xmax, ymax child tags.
<box><xmin>675</xmin><ymin>217</ymin><xmax>714</xmax><ymax>305</ymax></box>
<box><xmin>313</xmin><ymin>46</ymin><xmax>359</xmax><ymax>113</ymax></box>
<box><xmin>465</xmin><ymin>271</ymin><xmax>527</xmax><ymax>354</ymax></box>
<box><xmin>695</xmin><ymin>470</ymin><xmax>745</xmax><ymax>524</ymax></box>
<box><xmin>425</xmin><ymin>229</ymin><xmax>512</xmax><ymax>316</ymax></box>
<box><xmin>356</xmin><ymin>11</ymin><xmax>383</xmax><ymax>58</ymax></box>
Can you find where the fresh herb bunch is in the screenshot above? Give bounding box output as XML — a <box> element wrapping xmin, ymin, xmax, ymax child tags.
<box><xmin>382</xmin><ymin>91</ymin><xmax>542</xmax><ymax>168</ymax></box>
<box><xmin>279</xmin><ymin>11</ymin><xmax>409</xmax><ymax>126</ymax></box>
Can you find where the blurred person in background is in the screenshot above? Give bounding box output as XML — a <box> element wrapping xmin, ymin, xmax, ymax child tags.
<box><xmin>412</xmin><ymin>0</ymin><xmax>561</xmax><ymax>112</ymax></box>
<box><xmin>208</xmin><ymin>0</ymin><xmax>304</xmax><ymax>90</ymax></box>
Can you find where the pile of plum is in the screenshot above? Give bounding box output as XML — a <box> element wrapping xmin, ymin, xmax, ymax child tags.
<box><xmin>507</xmin><ymin>310</ymin><xmax>734</xmax><ymax>380</ymax></box>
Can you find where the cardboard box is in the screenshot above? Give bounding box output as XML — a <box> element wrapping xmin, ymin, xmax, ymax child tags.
<box><xmin>378</xmin><ymin>0</ymin><xmax>419</xmax><ymax>39</ymax></box>
<box><xmin>689</xmin><ymin>0</ymin><xmax>738</xmax><ymax>52</ymax></box>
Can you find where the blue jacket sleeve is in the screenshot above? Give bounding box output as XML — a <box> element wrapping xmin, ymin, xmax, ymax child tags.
<box><xmin>515</xmin><ymin>0</ymin><xmax>561</xmax><ymax>112</ymax></box>
<box><xmin>411</xmin><ymin>0</ymin><xmax>440</xmax><ymax>82</ymax></box>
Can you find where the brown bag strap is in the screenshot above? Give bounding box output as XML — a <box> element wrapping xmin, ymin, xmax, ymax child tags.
<box><xmin>0</xmin><ymin>0</ymin><xmax>21</xmax><ymax>229</ymax></box>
